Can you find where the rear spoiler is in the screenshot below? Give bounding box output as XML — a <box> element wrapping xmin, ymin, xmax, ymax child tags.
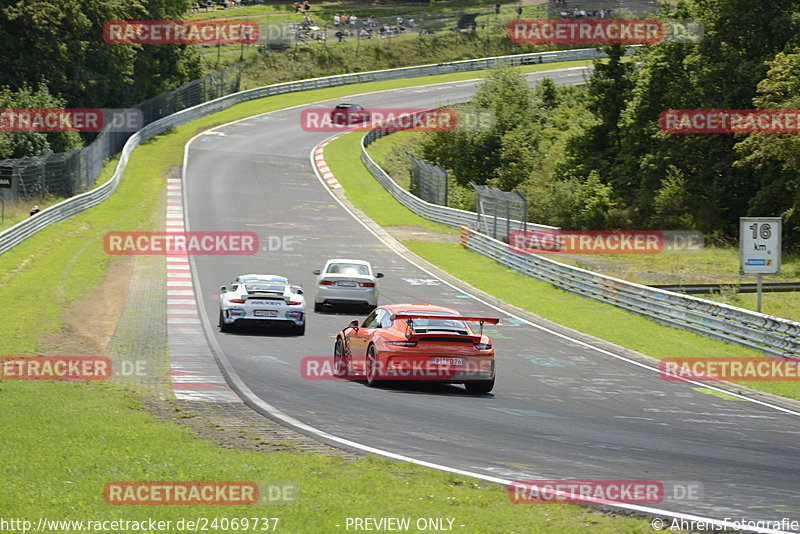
<box><xmin>247</xmin><ymin>291</ymin><xmax>284</xmax><ymax>298</ymax></box>
<box><xmin>390</xmin><ymin>314</ymin><xmax>499</xmax><ymax>337</ymax></box>
<box><xmin>390</xmin><ymin>314</ymin><xmax>499</xmax><ymax>325</ymax></box>
<box><xmin>407</xmin><ymin>332</ymin><xmax>483</xmax><ymax>343</ymax></box>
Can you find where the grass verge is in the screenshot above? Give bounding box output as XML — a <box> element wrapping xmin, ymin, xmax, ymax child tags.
<box><xmin>324</xmin><ymin>131</ymin><xmax>800</xmax><ymax>401</ymax></box>
<box><xmin>0</xmin><ymin>61</ymin><xmax>656</xmax><ymax>533</ymax></box>
<box><xmin>0</xmin><ymin>381</ymin><xmax>651</xmax><ymax>533</ymax></box>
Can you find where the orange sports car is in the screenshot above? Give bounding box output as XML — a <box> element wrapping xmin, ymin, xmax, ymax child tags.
<box><xmin>334</xmin><ymin>303</ymin><xmax>499</xmax><ymax>394</ymax></box>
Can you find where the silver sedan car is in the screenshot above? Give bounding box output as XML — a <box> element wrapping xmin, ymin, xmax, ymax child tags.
<box><xmin>312</xmin><ymin>259</ymin><xmax>383</xmax><ymax>312</ymax></box>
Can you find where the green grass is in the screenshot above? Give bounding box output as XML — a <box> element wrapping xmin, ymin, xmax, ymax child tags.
<box><xmin>365</xmin><ymin>131</ymin><xmax>418</xmax><ymax>191</ymax></box>
<box><xmin>705</xmin><ymin>291</ymin><xmax>800</xmax><ymax>324</ymax></box>
<box><xmin>324</xmin><ymin>130</ymin><xmax>800</xmax><ymax>401</ymax></box>
<box><xmin>0</xmin><ymin>62</ymin><xmax>659</xmax><ymax>534</ymax></box>
<box><xmin>558</xmin><ymin>247</ymin><xmax>800</xmax><ymax>285</ymax></box>
<box><xmin>0</xmin><ymin>195</ymin><xmax>67</xmax><ymax>232</ymax></box>
<box><xmin>325</xmin><ymin>134</ymin><xmax>455</xmax><ymax>233</ymax></box>
<box><xmin>0</xmin><ymin>381</ymin><xmax>651</xmax><ymax>533</ymax></box>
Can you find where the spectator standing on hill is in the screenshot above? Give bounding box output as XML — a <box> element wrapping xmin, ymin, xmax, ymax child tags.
<box><xmin>334</xmin><ymin>13</ymin><xmax>340</xmax><ymax>26</ymax></box>
<box><xmin>350</xmin><ymin>14</ymin><xmax>357</xmax><ymax>28</ymax></box>
<box><xmin>304</xmin><ymin>1</ymin><xmax>310</xmax><ymax>12</ymax></box>
<box><xmin>29</xmin><ymin>205</ymin><xmax>40</xmax><ymax>216</ymax></box>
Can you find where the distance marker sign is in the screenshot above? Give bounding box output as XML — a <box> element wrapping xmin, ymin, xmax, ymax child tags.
<box><xmin>739</xmin><ymin>217</ymin><xmax>781</xmax><ymax>275</ymax></box>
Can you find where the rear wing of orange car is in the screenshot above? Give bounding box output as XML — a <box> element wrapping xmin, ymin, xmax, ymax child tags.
<box><xmin>391</xmin><ymin>314</ymin><xmax>499</xmax><ymax>324</ymax></box>
<box><xmin>390</xmin><ymin>314</ymin><xmax>500</xmax><ymax>338</ymax></box>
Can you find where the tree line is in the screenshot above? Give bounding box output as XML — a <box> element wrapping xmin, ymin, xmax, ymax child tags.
<box><xmin>0</xmin><ymin>0</ymin><xmax>201</xmax><ymax>160</ymax></box>
<box><xmin>417</xmin><ymin>0</ymin><xmax>800</xmax><ymax>250</ymax></box>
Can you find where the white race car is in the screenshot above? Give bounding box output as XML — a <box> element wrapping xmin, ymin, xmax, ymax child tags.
<box><xmin>312</xmin><ymin>259</ymin><xmax>383</xmax><ymax>312</ymax></box>
<box><xmin>218</xmin><ymin>274</ymin><xmax>306</xmax><ymax>335</ymax></box>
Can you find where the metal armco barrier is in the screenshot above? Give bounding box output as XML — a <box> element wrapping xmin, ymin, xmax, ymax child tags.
<box><xmin>0</xmin><ymin>47</ymin><xmax>623</xmax><ymax>257</ymax></box>
<box><xmin>462</xmin><ymin>227</ymin><xmax>800</xmax><ymax>358</ymax></box>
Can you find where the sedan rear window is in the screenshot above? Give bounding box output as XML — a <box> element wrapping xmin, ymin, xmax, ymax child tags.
<box><xmin>327</xmin><ymin>263</ymin><xmax>370</xmax><ymax>276</ymax></box>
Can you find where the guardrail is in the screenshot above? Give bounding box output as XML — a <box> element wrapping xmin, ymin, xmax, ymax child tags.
<box><xmin>0</xmin><ymin>46</ymin><xmax>624</xmax><ymax>257</ymax></box>
<box><xmin>359</xmin><ymin>118</ymin><xmax>800</xmax><ymax>359</ymax></box>
<box><xmin>463</xmin><ymin>229</ymin><xmax>800</xmax><ymax>358</ymax></box>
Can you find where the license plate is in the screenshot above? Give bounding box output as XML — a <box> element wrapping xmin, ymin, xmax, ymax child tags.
<box><xmin>431</xmin><ymin>357</ymin><xmax>463</xmax><ymax>366</ymax></box>
<box><xmin>254</xmin><ymin>310</ymin><xmax>278</xmax><ymax>317</ymax></box>
<box><xmin>337</xmin><ymin>281</ymin><xmax>357</xmax><ymax>287</ymax></box>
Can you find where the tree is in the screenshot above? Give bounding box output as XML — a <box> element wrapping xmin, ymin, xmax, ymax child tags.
<box><xmin>0</xmin><ymin>0</ymin><xmax>201</xmax><ymax>108</ymax></box>
<box><xmin>0</xmin><ymin>84</ymin><xmax>83</xmax><ymax>159</ymax></box>
<box><xmin>734</xmin><ymin>47</ymin><xmax>800</xmax><ymax>251</ymax></box>
<box><xmin>420</xmin><ymin>67</ymin><xmax>544</xmax><ymax>190</ymax></box>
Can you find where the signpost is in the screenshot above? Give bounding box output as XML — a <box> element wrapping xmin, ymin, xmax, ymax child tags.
<box><xmin>739</xmin><ymin>217</ymin><xmax>782</xmax><ymax>313</ymax></box>
<box><xmin>0</xmin><ymin>167</ymin><xmax>12</xmax><ymax>225</ymax></box>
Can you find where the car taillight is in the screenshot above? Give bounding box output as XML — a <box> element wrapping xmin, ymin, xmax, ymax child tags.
<box><xmin>285</xmin><ymin>300</ymin><xmax>301</xmax><ymax>305</ymax></box>
<box><xmin>474</xmin><ymin>343</ymin><xmax>492</xmax><ymax>350</ymax></box>
<box><xmin>319</xmin><ymin>280</ymin><xmax>335</xmax><ymax>285</ymax></box>
<box><xmin>386</xmin><ymin>341</ymin><xmax>417</xmax><ymax>347</ymax></box>
<box><xmin>358</xmin><ymin>282</ymin><xmax>375</xmax><ymax>287</ymax></box>
<box><xmin>229</xmin><ymin>298</ymin><xmax>247</xmax><ymax>303</ymax></box>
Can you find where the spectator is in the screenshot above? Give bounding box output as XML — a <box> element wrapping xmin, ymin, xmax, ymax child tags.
<box><xmin>29</xmin><ymin>205</ymin><xmax>40</xmax><ymax>216</ymax></box>
<box><xmin>303</xmin><ymin>1</ymin><xmax>310</xmax><ymax>11</ymax></box>
<box><xmin>341</xmin><ymin>13</ymin><xmax>349</xmax><ymax>25</ymax></box>
<box><xmin>368</xmin><ymin>15</ymin><xmax>377</xmax><ymax>27</ymax></box>
<box><xmin>408</xmin><ymin>17</ymin><xmax>415</xmax><ymax>28</ymax></box>
<box><xmin>294</xmin><ymin>2</ymin><xmax>302</xmax><ymax>13</ymax></box>
<box><xmin>397</xmin><ymin>16</ymin><xmax>403</xmax><ymax>26</ymax></box>
<box><xmin>495</xmin><ymin>3</ymin><xmax>500</xmax><ymax>15</ymax></box>
<box><xmin>334</xmin><ymin>13</ymin><xmax>340</xmax><ymax>26</ymax></box>
<box><xmin>335</xmin><ymin>30</ymin><xmax>345</xmax><ymax>42</ymax></box>
<box><xmin>516</xmin><ymin>5</ymin><xmax>522</xmax><ymax>16</ymax></box>
<box><xmin>350</xmin><ymin>14</ymin><xmax>357</xmax><ymax>27</ymax></box>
